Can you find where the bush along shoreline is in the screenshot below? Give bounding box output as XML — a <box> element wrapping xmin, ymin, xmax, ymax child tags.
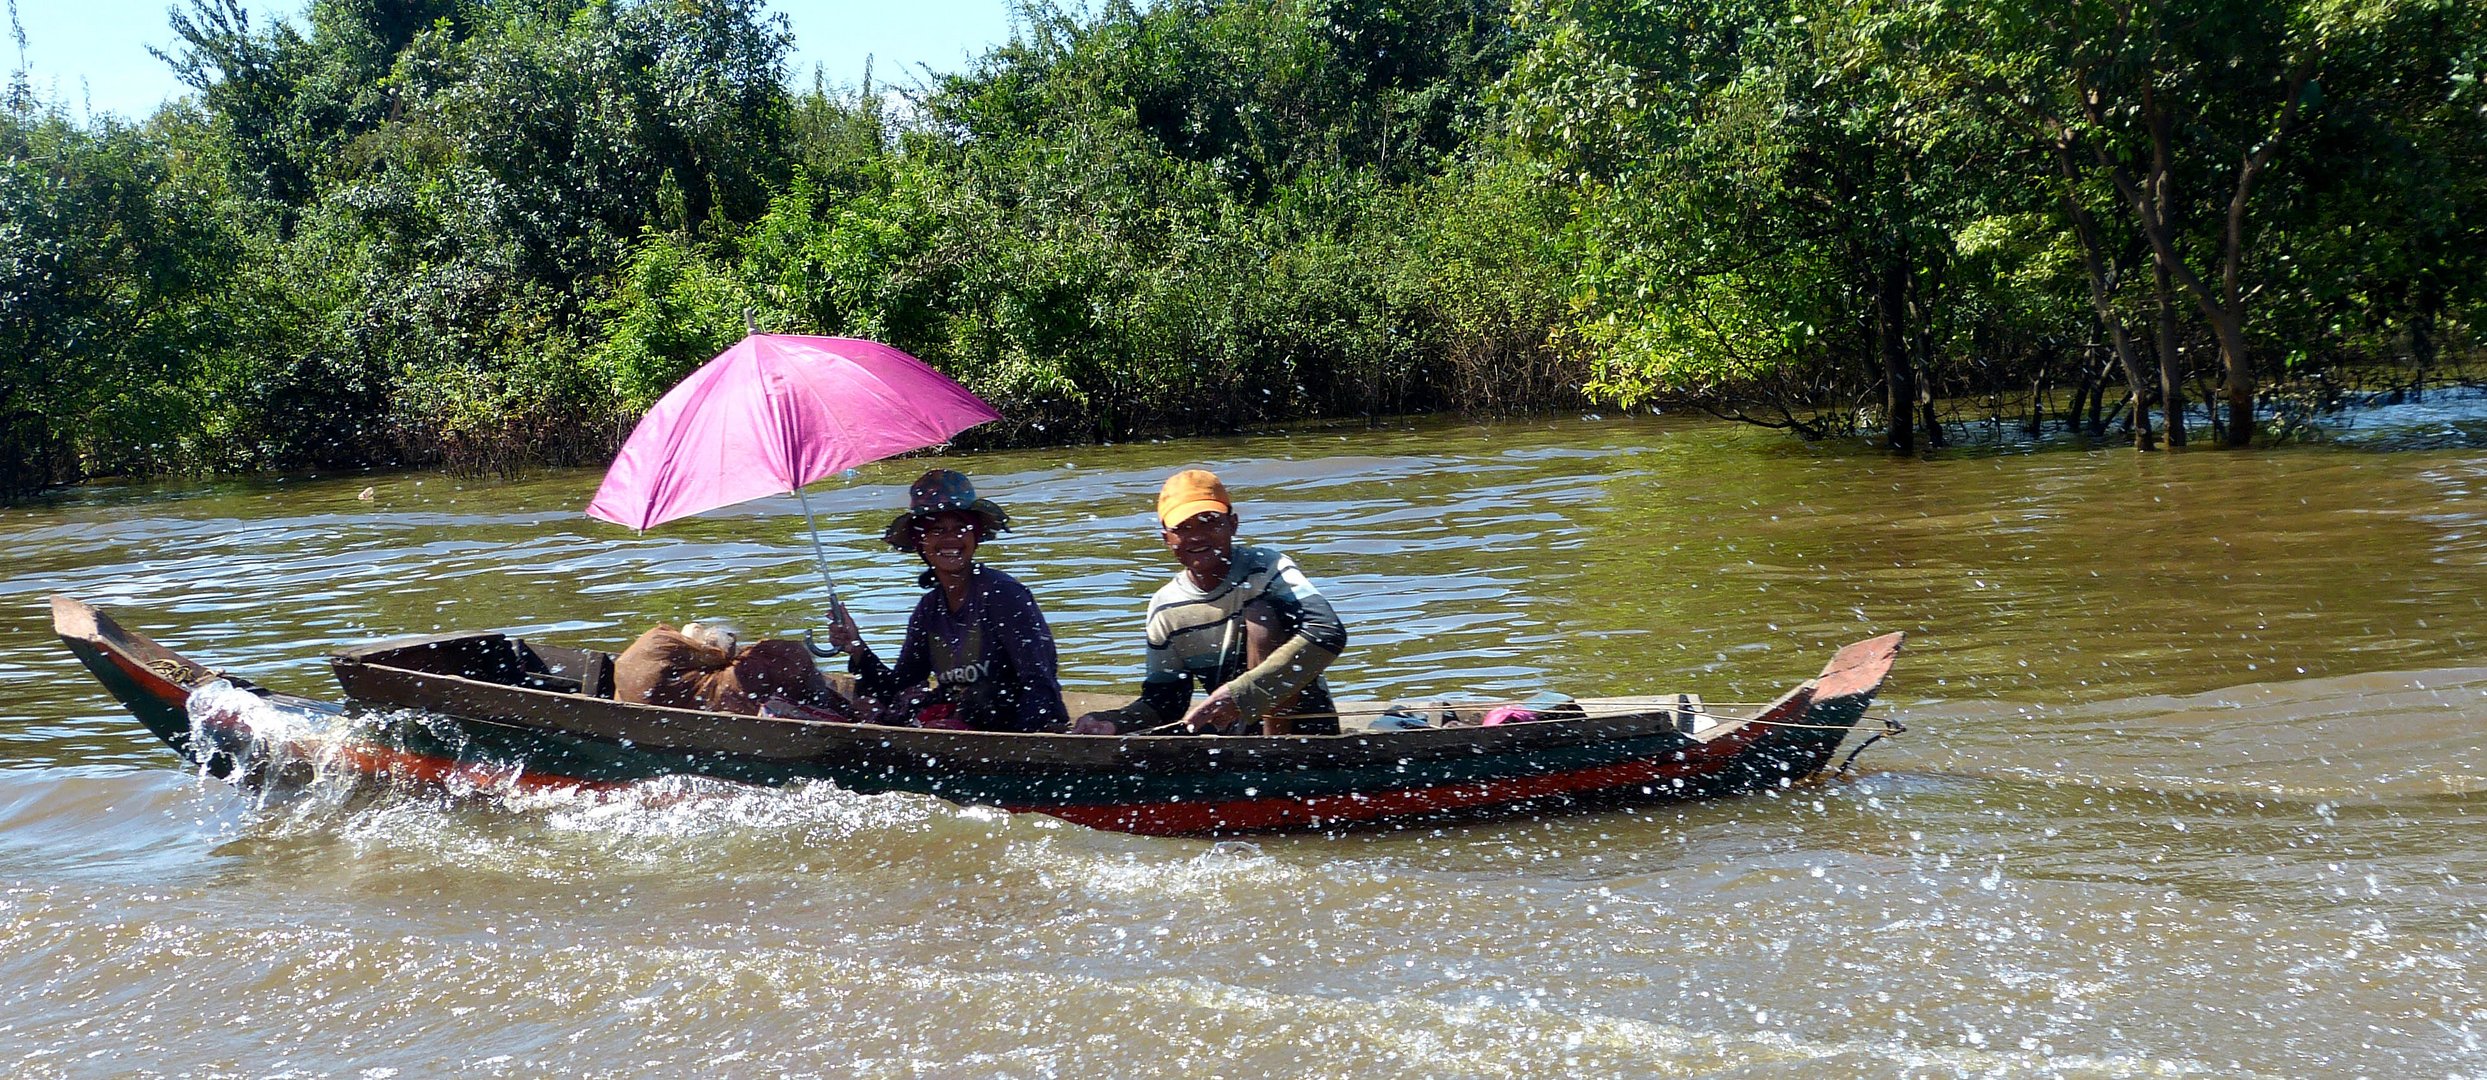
<box><xmin>5</xmin><ymin>0</ymin><xmax>2481</xmax><ymax>499</ymax></box>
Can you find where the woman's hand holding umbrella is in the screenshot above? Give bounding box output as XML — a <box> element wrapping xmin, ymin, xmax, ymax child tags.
<box><xmin>817</xmin><ymin>602</ymin><xmax>869</xmax><ymax>658</ymax></box>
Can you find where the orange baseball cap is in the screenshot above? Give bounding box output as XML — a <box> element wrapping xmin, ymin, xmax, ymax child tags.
<box><xmin>1156</xmin><ymin>469</ymin><xmax>1232</xmax><ymax>528</ymax></box>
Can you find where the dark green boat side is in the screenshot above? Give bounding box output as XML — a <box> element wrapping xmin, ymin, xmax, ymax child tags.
<box><xmin>55</xmin><ymin>595</ymin><xmax>1903</xmax><ymax>835</ymax></box>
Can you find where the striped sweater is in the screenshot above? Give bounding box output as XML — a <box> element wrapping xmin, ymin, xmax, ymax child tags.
<box><xmin>1099</xmin><ymin>544</ymin><xmax>1347</xmax><ymax>733</ymax></box>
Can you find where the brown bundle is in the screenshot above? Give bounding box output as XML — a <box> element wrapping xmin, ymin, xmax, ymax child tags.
<box><xmin>613</xmin><ymin>623</ymin><xmax>844</xmax><ymax>716</ymax></box>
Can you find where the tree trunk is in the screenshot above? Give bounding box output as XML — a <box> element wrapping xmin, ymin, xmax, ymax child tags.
<box><xmin>2068</xmin><ymin>334</ymin><xmax>2098</xmax><ymax>434</ymax></box>
<box><xmin>2145</xmin><ymin>101</ymin><xmax>2188</xmax><ymax>450</ymax></box>
<box><xmin>1920</xmin><ymin>381</ymin><xmax>1944</xmax><ymax>449</ymax></box>
<box><xmin>1878</xmin><ymin>258</ymin><xmax>1914</xmax><ymax>454</ymax></box>
<box><xmin>1908</xmin><ymin>260</ymin><xmax>1948</xmax><ymax>449</ymax></box>
<box><xmin>2024</xmin><ymin>343</ymin><xmax>2053</xmax><ymax>437</ymax></box>
<box><xmin>2408</xmin><ymin>280</ymin><xmax>2441</xmax><ymax>394</ymax></box>
<box><xmin>2114</xmin><ymin>325</ymin><xmax>2157</xmax><ymax>451</ymax></box>
<box><xmin>2152</xmin><ymin>257</ymin><xmax>2187</xmax><ymax>447</ymax></box>
<box><xmin>2088</xmin><ymin>354</ymin><xmax>2115</xmax><ymax>435</ymax></box>
<box><xmin>2106</xmin><ymin>66</ymin><xmax>2316</xmax><ymax>449</ymax></box>
<box><xmin>2087</xmin><ymin>373</ymin><xmax>2107</xmax><ymax>434</ymax></box>
<box><xmin>2052</xmin><ymin>138</ymin><xmax>2154</xmax><ymax>450</ymax></box>
<box><xmin>2205</xmin><ymin>308</ymin><xmax>2252</xmax><ymax>447</ymax></box>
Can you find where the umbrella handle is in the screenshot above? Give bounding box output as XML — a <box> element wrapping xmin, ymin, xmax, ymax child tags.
<box><xmin>804</xmin><ymin>629</ymin><xmax>842</xmax><ymax>660</ymax></box>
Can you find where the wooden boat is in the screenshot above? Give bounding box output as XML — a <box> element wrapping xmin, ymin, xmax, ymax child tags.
<box><xmin>52</xmin><ymin>595</ymin><xmax>1904</xmax><ymax>836</ymax></box>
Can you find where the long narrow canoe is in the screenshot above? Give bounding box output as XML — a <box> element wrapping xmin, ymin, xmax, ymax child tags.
<box><xmin>53</xmin><ymin>595</ymin><xmax>1903</xmax><ymax>836</ymax></box>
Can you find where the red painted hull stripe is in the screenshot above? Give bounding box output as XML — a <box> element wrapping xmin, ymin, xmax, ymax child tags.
<box><xmin>1010</xmin><ymin>722</ymin><xmax>1771</xmax><ymax>834</ymax></box>
<box><xmin>146</xmin><ymin>650</ymin><xmax>1815</xmax><ymax>835</ymax></box>
<box><xmin>187</xmin><ymin>691</ymin><xmax>1769</xmax><ymax>832</ymax></box>
<box><xmin>187</xmin><ymin>702</ymin><xmax>624</xmax><ymax>796</ymax></box>
<box><xmin>106</xmin><ymin>650</ymin><xmax>617</xmax><ymax>796</ymax></box>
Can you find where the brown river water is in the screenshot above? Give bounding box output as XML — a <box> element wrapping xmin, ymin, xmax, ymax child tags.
<box><xmin>4</xmin><ymin>407</ymin><xmax>2485</xmax><ymax>1077</ymax></box>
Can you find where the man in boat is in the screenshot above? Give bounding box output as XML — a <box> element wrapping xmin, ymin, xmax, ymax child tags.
<box><xmin>1070</xmin><ymin>469</ymin><xmax>1347</xmax><ymax>736</ymax></box>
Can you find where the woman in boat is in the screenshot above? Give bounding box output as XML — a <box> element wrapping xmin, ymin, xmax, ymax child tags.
<box><xmin>821</xmin><ymin>469</ymin><xmax>1070</xmax><ymax>732</ymax></box>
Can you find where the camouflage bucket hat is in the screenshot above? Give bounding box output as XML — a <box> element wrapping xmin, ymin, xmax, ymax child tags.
<box><xmin>882</xmin><ymin>469</ymin><xmax>1010</xmax><ymax>551</ymax></box>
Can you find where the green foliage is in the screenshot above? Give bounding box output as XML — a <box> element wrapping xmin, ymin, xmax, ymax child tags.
<box><xmin>595</xmin><ymin>232</ymin><xmax>752</xmax><ymax>413</ymax></box>
<box><xmin>1397</xmin><ymin>156</ymin><xmax>1576</xmax><ymax>408</ymax></box>
<box><xmin>1507</xmin><ymin>0</ymin><xmax>1940</xmax><ymax>434</ymax></box>
<box><xmin>5</xmin><ymin>0</ymin><xmax>2483</xmax><ymax>499</ymax></box>
<box><xmin>666</xmin><ymin>0</ymin><xmax>1543</xmax><ymax>443</ymax></box>
<box><xmin>0</xmin><ymin>105</ymin><xmax>237</xmax><ymax>493</ymax></box>
<box><xmin>1870</xmin><ymin>0</ymin><xmax>2487</xmax><ymax>442</ymax></box>
<box><xmin>1501</xmin><ymin>0</ymin><xmax>2486</xmax><ymax>443</ymax></box>
<box><xmin>15</xmin><ymin>0</ymin><xmax>802</xmax><ymax>485</ymax></box>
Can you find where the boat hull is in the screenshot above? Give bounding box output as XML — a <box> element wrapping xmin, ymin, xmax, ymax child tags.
<box><xmin>54</xmin><ymin>596</ymin><xmax>1902</xmax><ymax>835</ymax></box>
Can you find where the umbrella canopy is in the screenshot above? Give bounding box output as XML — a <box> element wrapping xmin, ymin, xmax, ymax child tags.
<box><xmin>587</xmin><ymin>335</ymin><xmax>1001</xmax><ymax>531</ymax></box>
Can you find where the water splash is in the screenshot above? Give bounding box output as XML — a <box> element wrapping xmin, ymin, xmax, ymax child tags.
<box><xmin>183</xmin><ymin>679</ymin><xmax>365</xmax><ymax>809</ymax></box>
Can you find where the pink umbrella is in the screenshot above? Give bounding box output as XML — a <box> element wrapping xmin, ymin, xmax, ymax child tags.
<box><xmin>587</xmin><ymin>334</ymin><xmax>1001</xmax><ymax>611</ymax></box>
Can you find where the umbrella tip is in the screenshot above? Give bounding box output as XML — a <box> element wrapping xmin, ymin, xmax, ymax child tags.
<box><xmin>745</xmin><ymin>307</ymin><xmax>759</xmax><ymax>337</ymax></box>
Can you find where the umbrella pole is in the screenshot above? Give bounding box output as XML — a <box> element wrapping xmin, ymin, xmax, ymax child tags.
<box><xmin>794</xmin><ymin>486</ymin><xmax>842</xmax><ymax>611</ymax></box>
<box><xmin>805</xmin><ymin>487</ymin><xmax>865</xmax><ymax>656</ymax></box>
<box><xmin>796</xmin><ymin>486</ymin><xmax>854</xmax><ymax>661</ymax></box>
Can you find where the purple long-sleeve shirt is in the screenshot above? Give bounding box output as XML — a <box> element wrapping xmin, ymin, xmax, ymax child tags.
<box><xmin>849</xmin><ymin>565</ymin><xmax>1070</xmax><ymax>732</ymax></box>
